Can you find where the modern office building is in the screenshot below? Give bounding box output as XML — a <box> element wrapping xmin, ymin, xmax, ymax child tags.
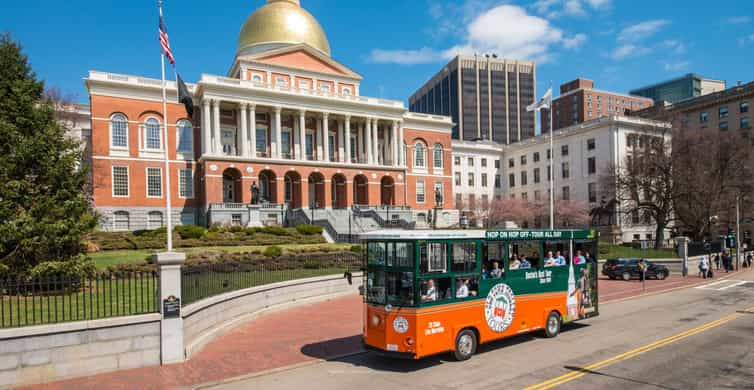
<box><xmin>541</xmin><ymin>78</ymin><xmax>654</xmax><ymax>132</ymax></box>
<box><xmin>85</xmin><ymin>0</ymin><xmax>455</xmax><ymax>232</ymax></box>
<box><xmin>409</xmin><ymin>55</ymin><xmax>537</xmax><ymax>144</ymax></box>
<box><xmin>633</xmin><ymin>81</ymin><xmax>752</xmax><ymax>135</ymax></box>
<box><xmin>630</xmin><ymin>73</ymin><xmax>726</xmax><ymax>104</ymax></box>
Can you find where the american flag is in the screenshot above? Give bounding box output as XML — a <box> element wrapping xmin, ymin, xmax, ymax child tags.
<box><xmin>159</xmin><ymin>12</ymin><xmax>175</xmax><ymax>65</ymax></box>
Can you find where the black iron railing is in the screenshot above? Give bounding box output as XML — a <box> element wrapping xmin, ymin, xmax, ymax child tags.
<box><xmin>0</xmin><ymin>272</ymin><xmax>159</xmax><ymax>329</ymax></box>
<box><xmin>181</xmin><ymin>253</ymin><xmax>361</xmax><ymax>306</ymax></box>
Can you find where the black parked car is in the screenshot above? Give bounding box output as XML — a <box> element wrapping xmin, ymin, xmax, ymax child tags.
<box><xmin>602</xmin><ymin>259</ymin><xmax>669</xmax><ymax>281</ymax></box>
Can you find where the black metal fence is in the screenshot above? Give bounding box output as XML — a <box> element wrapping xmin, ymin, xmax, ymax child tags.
<box><xmin>0</xmin><ymin>272</ymin><xmax>159</xmax><ymax>329</ymax></box>
<box><xmin>181</xmin><ymin>253</ymin><xmax>362</xmax><ymax>306</ymax></box>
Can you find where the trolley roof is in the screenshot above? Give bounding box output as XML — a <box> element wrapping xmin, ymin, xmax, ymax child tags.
<box><xmin>359</xmin><ymin>229</ymin><xmax>596</xmax><ymax>241</ymax></box>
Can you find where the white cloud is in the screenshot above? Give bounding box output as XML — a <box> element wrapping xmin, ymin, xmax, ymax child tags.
<box><xmin>563</xmin><ymin>33</ymin><xmax>588</xmax><ymax>49</ymax></box>
<box><xmin>663</xmin><ymin>61</ymin><xmax>690</xmax><ymax>72</ymax></box>
<box><xmin>618</xmin><ymin>19</ymin><xmax>671</xmax><ymax>42</ymax></box>
<box><xmin>367</xmin><ymin>47</ymin><xmax>443</xmax><ymax>65</ymax></box>
<box><xmin>370</xmin><ymin>4</ymin><xmax>587</xmax><ymax>65</ymax></box>
<box><xmin>727</xmin><ymin>16</ymin><xmax>751</xmax><ymax>25</ymax></box>
<box><xmin>532</xmin><ymin>0</ymin><xmax>611</xmax><ymax>18</ymax></box>
<box><xmin>611</xmin><ymin>44</ymin><xmax>650</xmax><ymax>60</ymax></box>
<box><xmin>584</xmin><ymin>0</ymin><xmax>611</xmax><ymax>8</ymax></box>
<box><xmin>661</xmin><ymin>40</ymin><xmax>687</xmax><ymax>54</ymax></box>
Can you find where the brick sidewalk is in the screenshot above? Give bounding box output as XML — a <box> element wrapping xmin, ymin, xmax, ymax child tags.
<box><xmin>21</xmin><ymin>270</ymin><xmax>744</xmax><ymax>390</ymax></box>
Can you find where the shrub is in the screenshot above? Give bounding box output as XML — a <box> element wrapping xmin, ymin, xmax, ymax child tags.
<box><xmin>263</xmin><ymin>246</ymin><xmax>283</xmax><ymax>258</ymax></box>
<box><xmin>303</xmin><ymin>260</ymin><xmax>320</xmax><ymax>269</ymax></box>
<box><xmin>133</xmin><ymin>227</ymin><xmax>166</xmax><ymax>237</ymax></box>
<box><xmin>261</xmin><ymin>226</ymin><xmax>290</xmax><ymax>236</ymax></box>
<box><xmin>296</xmin><ymin>224</ymin><xmax>323</xmax><ymax>235</ymax></box>
<box><xmin>27</xmin><ymin>256</ymin><xmax>96</xmax><ymax>280</ymax></box>
<box><xmin>208</xmin><ymin>226</ymin><xmax>220</xmax><ymax>233</ymax></box>
<box><xmin>175</xmin><ymin>225</ymin><xmax>207</xmax><ymax>240</ymax></box>
<box><xmin>350</xmin><ymin>245</ymin><xmax>363</xmax><ymax>254</ymax></box>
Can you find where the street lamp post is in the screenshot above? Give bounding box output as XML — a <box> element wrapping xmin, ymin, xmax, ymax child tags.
<box><xmin>736</xmin><ymin>195</ymin><xmax>741</xmax><ymax>271</ymax></box>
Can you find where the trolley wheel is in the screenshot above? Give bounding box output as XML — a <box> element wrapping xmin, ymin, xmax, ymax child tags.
<box><xmin>453</xmin><ymin>329</ymin><xmax>477</xmax><ymax>361</ymax></box>
<box><xmin>544</xmin><ymin>311</ymin><xmax>561</xmax><ymax>338</ymax></box>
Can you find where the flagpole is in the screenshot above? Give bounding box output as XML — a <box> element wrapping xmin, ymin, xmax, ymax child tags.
<box><xmin>549</xmin><ymin>80</ymin><xmax>554</xmax><ymax>230</ymax></box>
<box><xmin>159</xmin><ymin>0</ymin><xmax>173</xmax><ymax>252</ymax></box>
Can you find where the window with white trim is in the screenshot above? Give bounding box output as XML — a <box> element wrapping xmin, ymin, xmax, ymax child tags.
<box><xmin>342</xmin><ymin>87</ymin><xmax>352</xmax><ymax>96</ymax></box>
<box><xmin>177</xmin><ymin>120</ymin><xmax>193</xmax><ymax>153</ymax></box>
<box><xmin>112</xmin><ymin>166</ymin><xmax>129</xmax><ymax>197</ymax></box>
<box><xmin>251</xmin><ymin>74</ymin><xmax>263</xmax><ymax>83</ymax></box>
<box><xmin>113</xmin><ymin>211</ymin><xmax>130</xmax><ymax>231</ymax></box>
<box><xmin>147</xmin><ymin>211</ymin><xmax>164</xmax><ymax>229</ymax></box>
<box><xmin>433</xmin><ymin>144</ymin><xmax>443</xmax><ymax>169</ymax></box>
<box><xmin>275</xmin><ymin>76</ymin><xmax>288</xmax><ymax>87</ymax></box>
<box><xmin>145</xmin><ymin>118</ymin><xmax>161</xmax><ymax>150</ymax></box>
<box><xmin>110</xmin><ymin>114</ymin><xmax>128</xmax><ymax>149</ymax></box>
<box><xmin>320</xmin><ymin>84</ymin><xmax>331</xmax><ymax>93</ymax></box>
<box><xmin>414</xmin><ymin>142</ymin><xmax>426</xmax><ymax>169</ymax></box>
<box><xmin>147</xmin><ymin>167</ymin><xmax>162</xmax><ymax>198</ymax></box>
<box><xmin>179</xmin><ymin>169</ymin><xmax>194</xmax><ymax>198</ymax></box>
<box><xmin>299</xmin><ymin>80</ymin><xmax>311</xmax><ymax>90</ymax></box>
<box><xmin>416</xmin><ymin>180</ymin><xmax>425</xmax><ymax>203</ymax></box>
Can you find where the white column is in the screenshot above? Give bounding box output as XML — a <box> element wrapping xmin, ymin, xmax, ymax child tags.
<box><xmin>249</xmin><ymin>104</ymin><xmax>257</xmax><ymax>158</ymax></box>
<box><xmin>316</xmin><ymin>115</ymin><xmax>323</xmax><ymax>160</ymax></box>
<box><xmin>201</xmin><ymin>100</ymin><xmax>211</xmax><ymax>155</ymax></box>
<box><xmin>299</xmin><ymin>110</ymin><xmax>307</xmax><ymax>160</ymax></box>
<box><xmin>273</xmin><ymin>106</ymin><xmax>281</xmax><ymax>158</ymax></box>
<box><xmin>399</xmin><ymin>121</ymin><xmax>405</xmax><ymax>166</ymax></box>
<box><xmin>358</xmin><ymin>122</ymin><xmax>364</xmax><ymax>163</ymax></box>
<box><xmin>365</xmin><ymin>118</ymin><xmax>373</xmax><ymax>164</ymax></box>
<box><xmin>372</xmin><ymin>119</ymin><xmax>380</xmax><ymax>165</ymax></box>
<box><xmin>212</xmin><ymin>99</ymin><xmax>221</xmax><ymax>155</ymax></box>
<box><xmin>323</xmin><ymin>113</ymin><xmax>330</xmax><ymax>162</ymax></box>
<box><xmin>338</xmin><ymin>120</ymin><xmax>345</xmax><ymax>163</ymax></box>
<box><xmin>392</xmin><ymin>121</ymin><xmax>399</xmax><ymax>167</ymax></box>
<box><xmin>239</xmin><ymin>103</ymin><xmax>248</xmax><ymax>157</ymax></box>
<box><xmin>344</xmin><ymin>115</ymin><xmax>351</xmax><ymax>164</ymax></box>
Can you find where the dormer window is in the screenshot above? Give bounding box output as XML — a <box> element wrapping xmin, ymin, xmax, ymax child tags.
<box><xmin>275</xmin><ymin>76</ymin><xmax>288</xmax><ymax>88</ymax></box>
<box><xmin>320</xmin><ymin>84</ymin><xmax>331</xmax><ymax>94</ymax></box>
<box><xmin>299</xmin><ymin>80</ymin><xmax>311</xmax><ymax>90</ymax></box>
<box><xmin>342</xmin><ymin>87</ymin><xmax>352</xmax><ymax>96</ymax></box>
<box><xmin>251</xmin><ymin>74</ymin><xmax>263</xmax><ymax>83</ymax></box>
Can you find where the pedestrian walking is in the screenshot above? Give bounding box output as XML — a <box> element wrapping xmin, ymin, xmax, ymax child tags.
<box><xmin>714</xmin><ymin>254</ymin><xmax>721</xmax><ymax>270</ymax></box>
<box><xmin>699</xmin><ymin>255</ymin><xmax>709</xmax><ymax>279</ymax></box>
<box><xmin>746</xmin><ymin>253</ymin><xmax>752</xmax><ymax>268</ymax></box>
<box><xmin>638</xmin><ymin>259</ymin><xmax>648</xmax><ymax>283</ymax></box>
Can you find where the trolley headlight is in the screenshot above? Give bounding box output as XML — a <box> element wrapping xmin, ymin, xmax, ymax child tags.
<box><xmin>371</xmin><ymin>315</ymin><xmax>381</xmax><ymax>327</ymax></box>
<box><xmin>405</xmin><ymin>337</ymin><xmax>414</xmax><ymax>346</ymax></box>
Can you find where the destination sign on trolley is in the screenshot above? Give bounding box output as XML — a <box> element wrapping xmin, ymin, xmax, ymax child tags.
<box><xmin>485</xmin><ymin>230</ymin><xmax>596</xmax><ymax>241</ymax></box>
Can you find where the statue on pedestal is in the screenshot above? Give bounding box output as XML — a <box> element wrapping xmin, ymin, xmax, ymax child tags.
<box><xmin>251</xmin><ymin>181</ymin><xmax>260</xmax><ymax>205</ymax></box>
<box><xmin>434</xmin><ymin>187</ymin><xmax>443</xmax><ymax>208</ymax></box>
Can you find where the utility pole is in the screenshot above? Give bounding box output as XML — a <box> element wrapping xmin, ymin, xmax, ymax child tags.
<box><xmin>736</xmin><ymin>195</ymin><xmax>741</xmax><ymax>271</ymax></box>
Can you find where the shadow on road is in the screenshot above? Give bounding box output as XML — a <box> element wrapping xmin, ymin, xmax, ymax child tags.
<box><xmin>300</xmin><ymin>323</ymin><xmax>591</xmax><ymax>373</ymax></box>
<box><xmin>563</xmin><ymin>365</ymin><xmax>680</xmax><ymax>390</ymax></box>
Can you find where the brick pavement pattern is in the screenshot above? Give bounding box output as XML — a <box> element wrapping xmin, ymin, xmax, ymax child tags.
<box><xmin>22</xmin><ymin>272</ymin><xmax>740</xmax><ymax>390</ymax></box>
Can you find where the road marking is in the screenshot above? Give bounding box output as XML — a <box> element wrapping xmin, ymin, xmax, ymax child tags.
<box><xmin>694</xmin><ymin>279</ymin><xmax>747</xmax><ymax>291</ymax></box>
<box><xmin>717</xmin><ymin>281</ymin><xmax>748</xmax><ymax>290</ymax></box>
<box><xmin>522</xmin><ymin>312</ymin><xmax>744</xmax><ymax>390</ymax></box>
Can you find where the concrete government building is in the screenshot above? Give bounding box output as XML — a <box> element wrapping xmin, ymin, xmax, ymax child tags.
<box><xmin>86</xmin><ymin>0</ymin><xmax>455</xmax><ymax>233</ymax></box>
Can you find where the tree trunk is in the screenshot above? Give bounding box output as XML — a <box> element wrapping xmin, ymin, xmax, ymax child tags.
<box><xmin>655</xmin><ymin>218</ymin><xmax>666</xmax><ymax>250</ymax></box>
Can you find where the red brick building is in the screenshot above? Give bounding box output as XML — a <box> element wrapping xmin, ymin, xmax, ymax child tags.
<box><xmin>86</xmin><ymin>0</ymin><xmax>453</xmax><ymax>231</ymax></box>
<box><xmin>542</xmin><ymin>78</ymin><xmax>654</xmax><ymax>132</ymax></box>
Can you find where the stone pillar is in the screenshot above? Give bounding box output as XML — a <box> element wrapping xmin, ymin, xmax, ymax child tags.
<box><xmin>316</xmin><ymin>115</ymin><xmax>323</xmax><ymax>161</ymax></box>
<box><xmin>322</xmin><ymin>113</ymin><xmax>330</xmax><ymax>162</ymax></box>
<box><xmin>372</xmin><ymin>119</ymin><xmax>380</xmax><ymax>165</ymax></box>
<box><xmin>212</xmin><ymin>100</ymin><xmax>221</xmax><ymax>155</ymax></box>
<box><xmin>299</xmin><ymin>111</ymin><xmax>307</xmax><ymax>160</ymax></box>
<box><xmin>358</xmin><ymin>122</ymin><xmax>364</xmax><ymax>163</ymax></box>
<box><xmin>202</xmin><ymin>100</ymin><xmax>211</xmax><ymax>156</ymax></box>
<box><xmin>249</xmin><ymin>104</ymin><xmax>257</xmax><ymax>158</ymax></box>
<box><xmin>153</xmin><ymin>251</ymin><xmax>186</xmax><ymax>365</ymax></box>
<box><xmin>239</xmin><ymin>103</ymin><xmax>248</xmax><ymax>157</ymax></box>
<box><xmin>365</xmin><ymin>118</ymin><xmax>373</xmax><ymax>165</ymax></box>
<box><xmin>392</xmin><ymin>121</ymin><xmax>399</xmax><ymax>167</ymax></box>
<box><xmin>338</xmin><ymin>120</ymin><xmax>345</xmax><ymax>163</ymax></box>
<box><xmin>273</xmin><ymin>106</ymin><xmax>282</xmax><ymax>159</ymax></box>
<box><xmin>399</xmin><ymin>121</ymin><xmax>405</xmax><ymax>166</ymax></box>
<box><xmin>344</xmin><ymin>115</ymin><xmax>351</xmax><ymax>164</ymax></box>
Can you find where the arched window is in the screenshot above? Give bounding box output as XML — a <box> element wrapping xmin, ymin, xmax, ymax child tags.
<box><xmin>145</xmin><ymin>118</ymin><xmax>161</xmax><ymax>150</ymax></box>
<box><xmin>113</xmin><ymin>211</ymin><xmax>130</xmax><ymax>231</ymax></box>
<box><xmin>414</xmin><ymin>142</ymin><xmax>426</xmax><ymax>169</ymax></box>
<box><xmin>433</xmin><ymin>144</ymin><xmax>443</xmax><ymax>169</ymax></box>
<box><xmin>342</xmin><ymin>87</ymin><xmax>352</xmax><ymax>96</ymax></box>
<box><xmin>147</xmin><ymin>211</ymin><xmax>164</xmax><ymax>229</ymax></box>
<box><xmin>177</xmin><ymin>120</ymin><xmax>193</xmax><ymax>153</ymax></box>
<box><xmin>110</xmin><ymin>114</ymin><xmax>128</xmax><ymax>148</ymax></box>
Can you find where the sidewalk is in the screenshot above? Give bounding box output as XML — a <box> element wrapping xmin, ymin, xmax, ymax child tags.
<box><xmin>22</xmin><ymin>269</ymin><xmax>746</xmax><ymax>390</ymax></box>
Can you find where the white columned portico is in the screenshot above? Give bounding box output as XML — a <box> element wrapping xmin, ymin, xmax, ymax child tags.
<box><xmin>399</xmin><ymin>121</ymin><xmax>405</xmax><ymax>166</ymax></box>
<box><xmin>391</xmin><ymin>121</ymin><xmax>399</xmax><ymax>167</ymax></box>
<box><xmin>273</xmin><ymin>106</ymin><xmax>281</xmax><ymax>158</ymax></box>
<box><xmin>239</xmin><ymin>103</ymin><xmax>248</xmax><ymax>157</ymax></box>
<box><xmin>322</xmin><ymin>113</ymin><xmax>330</xmax><ymax>162</ymax></box>
<box><xmin>298</xmin><ymin>110</ymin><xmax>306</xmax><ymax>160</ymax></box>
<box><xmin>365</xmin><ymin>118</ymin><xmax>373</xmax><ymax>165</ymax></box>
<box><xmin>212</xmin><ymin>99</ymin><xmax>221</xmax><ymax>155</ymax></box>
<box><xmin>248</xmin><ymin>104</ymin><xmax>257</xmax><ymax>158</ymax></box>
<box><xmin>344</xmin><ymin>115</ymin><xmax>351</xmax><ymax>163</ymax></box>
<box><xmin>316</xmin><ymin>115</ymin><xmax>323</xmax><ymax>161</ymax></box>
<box><xmin>201</xmin><ymin>100</ymin><xmax>211</xmax><ymax>156</ymax></box>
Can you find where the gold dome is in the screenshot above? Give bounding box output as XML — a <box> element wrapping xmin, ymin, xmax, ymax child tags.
<box><xmin>238</xmin><ymin>0</ymin><xmax>331</xmax><ymax>57</ymax></box>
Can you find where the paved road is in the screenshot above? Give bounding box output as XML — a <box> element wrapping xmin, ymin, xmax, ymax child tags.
<box><xmin>207</xmin><ymin>270</ymin><xmax>754</xmax><ymax>390</ymax></box>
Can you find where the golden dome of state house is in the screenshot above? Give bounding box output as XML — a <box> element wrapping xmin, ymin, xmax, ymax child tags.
<box><xmin>84</xmin><ymin>1</ymin><xmax>456</xmax><ymax>233</ymax></box>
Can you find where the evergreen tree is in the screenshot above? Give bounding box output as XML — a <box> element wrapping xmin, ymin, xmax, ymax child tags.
<box><xmin>0</xmin><ymin>33</ymin><xmax>96</xmax><ymax>277</ymax></box>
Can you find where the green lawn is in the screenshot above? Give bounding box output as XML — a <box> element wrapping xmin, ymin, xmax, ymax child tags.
<box><xmin>89</xmin><ymin>243</ymin><xmax>353</xmax><ymax>269</ymax></box>
<box><xmin>599</xmin><ymin>243</ymin><xmax>678</xmax><ymax>259</ymax></box>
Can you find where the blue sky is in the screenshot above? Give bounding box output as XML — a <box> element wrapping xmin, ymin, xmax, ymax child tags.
<box><xmin>2</xmin><ymin>0</ymin><xmax>753</xmax><ymax>105</ymax></box>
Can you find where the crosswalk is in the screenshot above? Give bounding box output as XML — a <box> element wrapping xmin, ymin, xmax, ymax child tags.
<box><xmin>695</xmin><ymin>279</ymin><xmax>754</xmax><ymax>291</ymax></box>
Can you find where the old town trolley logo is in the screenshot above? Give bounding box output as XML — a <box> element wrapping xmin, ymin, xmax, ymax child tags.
<box><xmin>484</xmin><ymin>283</ymin><xmax>516</xmax><ymax>333</ymax></box>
